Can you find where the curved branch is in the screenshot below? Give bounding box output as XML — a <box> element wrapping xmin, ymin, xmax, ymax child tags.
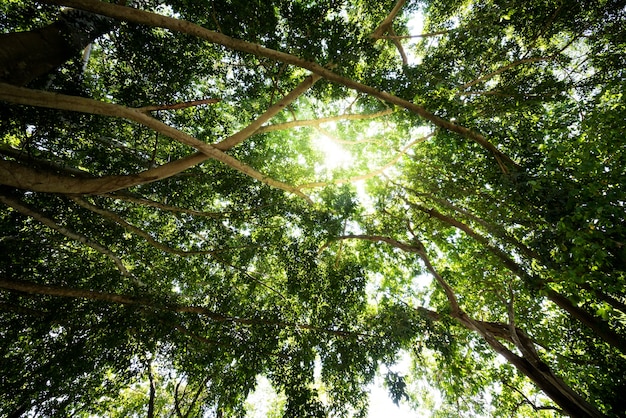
<box><xmin>41</xmin><ymin>0</ymin><xmax>517</xmax><ymax>173</ymax></box>
<box><xmin>0</xmin><ymin>278</ymin><xmax>371</xmax><ymax>339</ymax></box>
<box><xmin>214</xmin><ymin>74</ymin><xmax>320</xmax><ymax>150</ymax></box>
<box><xmin>370</xmin><ymin>0</ymin><xmax>407</xmax><ymax>39</ymax></box>
<box><xmin>457</xmin><ymin>57</ymin><xmax>551</xmax><ymax>92</ymax></box>
<box><xmin>138</xmin><ymin>97</ymin><xmax>220</xmax><ymax>112</ymax></box>
<box><xmin>388</xmin><ymin>27</ymin><xmax>408</xmax><ymax>66</ymax></box>
<box><xmin>0</xmin><ymin>194</ymin><xmax>131</xmax><ymax>278</ymax></box>
<box><xmin>395</xmin><ymin>183</ymin><xmax>542</xmax><ymax>262</ymax></box>
<box><xmin>69</xmin><ymin>197</ymin><xmax>223</xmax><ymax>257</ymax></box>
<box><xmin>0</xmin><ymin>153</ymin><xmax>207</xmax><ymax>195</ymax></box>
<box><xmin>102</xmin><ymin>193</ymin><xmax>223</xmax><ymax>218</ymax></box>
<box><xmin>255</xmin><ymin>109</ymin><xmax>394</xmax><ymax>135</ymax></box>
<box><xmin>329</xmin><ymin>234</ymin><xmax>604</xmax><ymax>417</ymax></box>
<box><xmin>0</xmin><ymin>79</ymin><xmax>314</xmax><ymax>200</ymax></box>
<box><xmin>405</xmin><ymin>199</ymin><xmax>626</xmax><ymax>354</ymax></box>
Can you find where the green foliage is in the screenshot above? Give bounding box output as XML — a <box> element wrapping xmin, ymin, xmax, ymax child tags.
<box><xmin>1</xmin><ymin>0</ymin><xmax>625</xmax><ymax>416</ymax></box>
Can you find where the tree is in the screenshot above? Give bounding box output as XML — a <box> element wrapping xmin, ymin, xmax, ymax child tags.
<box><xmin>1</xmin><ymin>0</ymin><xmax>624</xmax><ymax>416</ymax></box>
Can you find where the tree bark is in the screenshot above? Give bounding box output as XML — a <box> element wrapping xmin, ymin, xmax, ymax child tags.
<box><xmin>0</xmin><ymin>9</ymin><xmax>115</xmax><ymax>85</ymax></box>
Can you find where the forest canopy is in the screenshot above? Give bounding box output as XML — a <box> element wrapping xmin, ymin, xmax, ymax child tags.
<box><xmin>1</xmin><ymin>0</ymin><xmax>625</xmax><ymax>416</ymax></box>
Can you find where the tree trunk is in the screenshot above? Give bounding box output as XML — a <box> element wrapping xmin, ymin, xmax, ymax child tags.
<box><xmin>0</xmin><ymin>9</ymin><xmax>115</xmax><ymax>86</ymax></box>
<box><xmin>147</xmin><ymin>363</ymin><xmax>156</xmax><ymax>418</ymax></box>
<box><xmin>7</xmin><ymin>404</ymin><xmax>28</xmax><ymax>418</ymax></box>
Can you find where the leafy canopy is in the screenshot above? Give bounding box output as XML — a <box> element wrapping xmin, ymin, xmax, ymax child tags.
<box><xmin>1</xmin><ymin>0</ymin><xmax>625</xmax><ymax>417</ymax></box>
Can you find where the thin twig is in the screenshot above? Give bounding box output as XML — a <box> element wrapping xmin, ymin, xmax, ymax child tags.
<box><xmin>70</xmin><ymin>196</ymin><xmax>225</xmax><ymax>257</ymax></box>
<box><xmin>298</xmin><ymin>132</ymin><xmax>434</xmax><ymax>189</ymax></box>
<box><xmin>0</xmin><ymin>194</ymin><xmax>134</xmax><ymax>279</ymax></box>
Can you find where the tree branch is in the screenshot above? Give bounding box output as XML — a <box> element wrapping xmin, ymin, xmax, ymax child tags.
<box><xmin>370</xmin><ymin>0</ymin><xmax>407</xmax><ymax>39</ymax></box>
<box><xmin>0</xmin><ymin>81</ymin><xmax>312</xmax><ymax>200</ymax></box>
<box><xmin>255</xmin><ymin>109</ymin><xmax>394</xmax><ymax>135</ymax></box>
<box><xmin>69</xmin><ymin>196</ymin><xmax>225</xmax><ymax>257</ymax></box>
<box><xmin>0</xmin><ymin>278</ymin><xmax>371</xmax><ymax>338</ymax></box>
<box><xmin>374</xmin><ymin>30</ymin><xmax>452</xmax><ymax>39</ymax></box>
<box><xmin>41</xmin><ymin>0</ymin><xmax>517</xmax><ymax>173</ymax></box>
<box><xmin>387</xmin><ymin>27</ymin><xmax>408</xmax><ymax>66</ymax></box>
<box><xmin>147</xmin><ymin>359</ymin><xmax>156</xmax><ymax>418</ymax></box>
<box><xmin>298</xmin><ymin>132</ymin><xmax>434</xmax><ymax>189</ymax></box>
<box><xmin>101</xmin><ymin>193</ymin><xmax>223</xmax><ymax>218</ymax></box>
<box><xmin>402</xmin><ymin>197</ymin><xmax>626</xmax><ymax>354</ymax></box>
<box><xmin>458</xmin><ymin>34</ymin><xmax>582</xmax><ymax>94</ymax></box>
<box><xmin>0</xmin><ymin>194</ymin><xmax>133</xmax><ymax>279</ymax></box>
<box><xmin>214</xmin><ymin>74</ymin><xmax>320</xmax><ymax>150</ymax></box>
<box><xmin>138</xmin><ymin>97</ymin><xmax>220</xmax><ymax>112</ymax></box>
<box><xmin>457</xmin><ymin>57</ymin><xmax>550</xmax><ymax>92</ymax></box>
<box><xmin>328</xmin><ymin>233</ymin><xmax>604</xmax><ymax>417</ymax></box>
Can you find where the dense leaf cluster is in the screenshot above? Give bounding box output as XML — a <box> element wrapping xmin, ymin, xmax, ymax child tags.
<box><xmin>1</xmin><ymin>0</ymin><xmax>625</xmax><ymax>416</ymax></box>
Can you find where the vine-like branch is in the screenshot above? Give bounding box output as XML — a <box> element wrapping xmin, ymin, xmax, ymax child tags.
<box><xmin>138</xmin><ymin>97</ymin><xmax>220</xmax><ymax>112</ymax></box>
<box><xmin>102</xmin><ymin>192</ymin><xmax>223</xmax><ymax>218</ymax></box>
<box><xmin>69</xmin><ymin>196</ymin><xmax>227</xmax><ymax>257</ymax></box>
<box><xmin>0</xmin><ymin>76</ymin><xmax>317</xmax><ymax>200</ymax></box>
<box><xmin>255</xmin><ymin>109</ymin><xmax>394</xmax><ymax>135</ymax></box>
<box><xmin>0</xmin><ymin>278</ymin><xmax>372</xmax><ymax>339</ymax></box>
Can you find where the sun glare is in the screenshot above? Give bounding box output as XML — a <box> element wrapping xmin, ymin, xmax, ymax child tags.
<box><xmin>312</xmin><ymin>132</ymin><xmax>354</xmax><ymax>173</ymax></box>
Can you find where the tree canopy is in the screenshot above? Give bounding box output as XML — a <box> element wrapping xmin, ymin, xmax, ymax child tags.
<box><xmin>1</xmin><ymin>0</ymin><xmax>625</xmax><ymax>416</ymax></box>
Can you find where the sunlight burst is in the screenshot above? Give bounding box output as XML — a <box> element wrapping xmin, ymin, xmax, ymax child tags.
<box><xmin>312</xmin><ymin>133</ymin><xmax>354</xmax><ymax>173</ymax></box>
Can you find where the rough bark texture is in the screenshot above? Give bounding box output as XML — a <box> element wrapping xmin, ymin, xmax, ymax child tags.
<box><xmin>0</xmin><ymin>9</ymin><xmax>115</xmax><ymax>85</ymax></box>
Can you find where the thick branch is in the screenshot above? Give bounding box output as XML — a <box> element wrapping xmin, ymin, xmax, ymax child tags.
<box><xmin>147</xmin><ymin>361</ymin><xmax>156</xmax><ymax>418</ymax></box>
<box><xmin>406</xmin><ymin>200</ymin><xmax>626</xmax><ymax>354</ymax></box>
<box><xmin>370</xmin><ymin>0</ymin><xmax>407</xmax><ymax>39</ymax></box>
<box><xmin>0</xmin><ymin>153</ymin><xmax>207</xmax><ymax>195</ymax></box>
<box><xmin>0</xmin><ymin>81</ymin><xmax>312</xmax><ymax>200</ymax></box>
<box><xmin>0</xmin><ymin>9</ymin><xmax>115</xmax><ymax>85</ymax></box>
<box><xmin>42</xmin><ymin>0</ymin><xmax>517</xmax><ymax>172</ymax></box>
<box><xmin>214</xmin><ymin>74</ymin><xmax>320</xmax><ymax>150</ymax></box>
<box><xmin>331</xmin><ymin>234</ymin><xmax>603</xmax><ymax>416</ymax></box>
